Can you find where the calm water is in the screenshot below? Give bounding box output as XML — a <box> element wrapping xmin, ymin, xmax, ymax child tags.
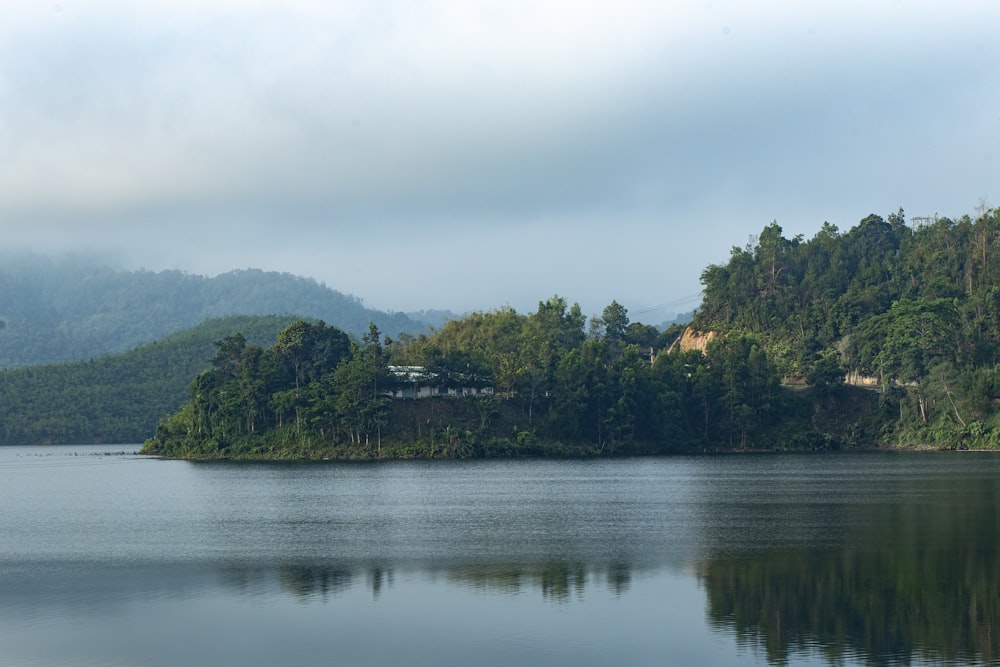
<box><xmin>1</xmin><ymin>447</ymin><xmax>998</xmax><ymax>666</ymax></box>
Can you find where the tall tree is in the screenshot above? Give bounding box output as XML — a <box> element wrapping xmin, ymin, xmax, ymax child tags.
<box><xmin>601</xmin><ymin>301</ymin><xmax>629</xmax><ymax>344</ymax></box>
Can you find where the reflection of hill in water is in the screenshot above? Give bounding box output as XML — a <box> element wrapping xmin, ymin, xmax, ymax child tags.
<box><xmin>699</xmin><ymin>549</ymin><xmax>1000</xmax><ymax>666</ymax></box>
<box><xmin>0</xmin><ymin>559</ymin><xmax>646</xmax><ymax>612</ymax></box>
<box><xmin>697</xmin><ymin>471</ymin><xmax>1000</xmax><ymax>666</ymax></box>
<box><xmin>6</xmin><ymin>542</ymin><xmax>999</xmax><ymax>665</ymax></box>
<box><xmin>11</xmin><ymin>550</ymin><xmax>996</xmax><ymax>664</ymax></box>
<box><xmin>702</xmin><ymin>547</ymin><xmax>1000</xmax><ymax>665</ymax></box>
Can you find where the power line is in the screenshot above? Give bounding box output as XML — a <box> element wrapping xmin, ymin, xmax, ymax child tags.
<box><xmin>633</xmin><ymin>293</ymin><xmax>702</xmax><ymax>316</ymax></box>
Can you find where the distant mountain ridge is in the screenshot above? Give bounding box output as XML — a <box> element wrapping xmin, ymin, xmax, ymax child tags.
<box><xmin>0</xmin><ymin>253</ymin><xmax>441</xmax><ymax>369</ymax></box>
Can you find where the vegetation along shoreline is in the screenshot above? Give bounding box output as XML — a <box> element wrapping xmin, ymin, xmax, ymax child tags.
<box><xmin>143</xmin><ymin>208</ymin><xmax>1000</xmax><ymax>459</ymax></box>
<box><xmin>5</xmin><ymin>208</ymin><xmax>1000</xmax><ymax>458</ymax></box>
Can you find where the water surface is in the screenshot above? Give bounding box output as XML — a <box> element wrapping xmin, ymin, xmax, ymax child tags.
<box><xmin>1</xmin><ymin>447</ymin><xmax>997</xmax><ymax>666</ymax></box>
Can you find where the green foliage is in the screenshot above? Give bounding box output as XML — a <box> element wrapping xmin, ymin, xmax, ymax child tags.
<box><xmin>0</xmin><ymin>315</ymin><xmax>301</xmax><ymax>445</ymax></box>
<box><xmin>696</xmin><ymin>205</ymin><xmax>1000</xmax><ymax>448</ymax></box>
<box><xmin>143</xmin><ymin>294</ymin><xmax>854</xmax><ymax>459</ymax></box>
<box><xmin>600</xmin><ymin>300</ymin><xmax>629</xmax><ymax>343</ymax></box>
<box><xmin>806</xmin><ymin>350</ymin><xmax>844</xmax><ymax>395</ymax></box>
<box><xmin>852</xmin><ymin>297</ymin><xmax>959</xmax><ymax>384</ymax></box>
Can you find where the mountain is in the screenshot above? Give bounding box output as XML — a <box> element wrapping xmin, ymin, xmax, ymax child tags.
<box><xmin>0</xmin><ymin>314</ymin><xmax>303</xmax><ymax>445</ymax></box>
<box><xmin>658</xmin><ymin>310</ymin><xmax>695</xmax><ymax>329</ymax></box>
<box><xmin>0</xmin><ymin>253</ymin><xmax>436</xmax><ymax>369</ymax></box>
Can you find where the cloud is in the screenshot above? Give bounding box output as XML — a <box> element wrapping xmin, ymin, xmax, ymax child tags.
<box><xmin>1</xmin><ymin>0</ymin><xmax>998</xmax><ymax>315</ymax></box>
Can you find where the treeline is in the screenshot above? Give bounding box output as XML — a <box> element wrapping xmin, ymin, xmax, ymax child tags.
<box><xmin>143</xmin><ymin>297</ymin><xmax>876</xmax><ymax>460</ymax></box>
<box><xmin>0</xmin><ymin>315</ymin><xmax>301</xmax><ymax>445</ymax></box>
<box><xmin>695</xmin><ymin>206</ymin><xmax>1000</xmax><ymax>447</ymax></box>
<box><xmin>15</xmin><ymin>208</ymin><xmax>1000</xmax><ymax>454</ymax></box>
<box><xmin>0</xmin><ymin>253</ymin><xmax>436</xmax><ymax>368</ymax></box>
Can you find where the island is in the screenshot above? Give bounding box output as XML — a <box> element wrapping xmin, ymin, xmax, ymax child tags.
<box><xmin>142</xmin><ymin>209</ymin><xmax>1000</xmax><ymax>460</ymax></box>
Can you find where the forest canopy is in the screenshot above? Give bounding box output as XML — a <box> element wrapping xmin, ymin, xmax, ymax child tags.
<box><xmin>143</xmin><ymin>298</ymin><xmax>848</xmax><ymax>459</ymax></box>
<box><xmin>694</xmin><ymin>206</ymin><xmax>1000</xmax><ymax>446</ymax></box>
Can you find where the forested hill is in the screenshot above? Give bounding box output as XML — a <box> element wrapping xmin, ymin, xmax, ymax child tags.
<box><xmin>0</xmin><ymin>315</ymin><xmax>303</xmax><ymax>445</ymax></box>
<box><xmin>10</xmin><ymin>208</ymin><xmax>1000</xmax><ymax>453</ymax></box>
<box><xmin>694</xmin><ymin>207</ymin><xmax>1000</xmax><ymax>447</ymax></box>
<box><xmin>0</xmin><ymin>253</ymin><xmax>437</xmax><ymax>368</ymax></box>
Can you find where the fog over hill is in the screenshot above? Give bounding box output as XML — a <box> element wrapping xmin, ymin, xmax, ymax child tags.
<box><xmin>0</xmin><ymin>253</ymin><xmax>442</xmax><ymax>369</ymax></box>
<box><xmin>2</xmin><ymin>3</ymin><xmax>995</xmax><ymax>318</ymax></box>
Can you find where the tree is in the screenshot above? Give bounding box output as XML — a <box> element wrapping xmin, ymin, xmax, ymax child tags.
<box><xmin>875</xmin><ymin>298</ymin><xmax>961</xmax><ymax>424</ymax></box>
<box><xmin>273</xmin><ymin>320</ymin><xmax>350</xmax><ymax>390</ymax></box>
<box><xmin>754</xmin><ymin>221</ymin><xmax>793</xmax><ymax>298</ymax></box>
<box><xmin>534</xmin><ymin>296</ymin><xmax>586</xmax><ymax>350</ymax></box>
<box><xmin>601</xmin><ymin>301</ymin><xmax>629</xmax><ymax>344</ymax></box>
<box><xmin>624</xmin><ymin>322</ymin><xmax>660</xmax><ymax>359</ymax></box>
<box><xmin>362</xmin><ymin>322</ymin><xmax>385</xmax><ymax>402</ymax></box>
<box><xmin>706</xmin><ymin>334</ymin><xmax>779</xmax><ymax>448</ymax></box>
<box><xmin>876</xmin><ymin>298</ymin><xmax>960</xmax><ymax>385</ymax></box>
<box><xmin>211</xmin><ymin>333</ymin><xmax>248</xmax><ymax>380</ymax></box>
<box><xmin>232</xmin><ymin>344</ymin><xmax>268</xmax><ymax>434</ymax></box>
<box><xmin>330</xmin><ymin>345</ymin><xmax>390</xmax><ymax>453</ymax></box>
<box><xmin>807</xmin><ymin>350</ymin><xmax>844</xmax><ymax>396</ymax></box>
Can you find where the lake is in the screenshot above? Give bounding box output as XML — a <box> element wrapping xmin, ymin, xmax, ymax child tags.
<box><xmin>1</xmin><ymin>446</ymin><xmax>997</xmax><ymax>666</ymax></box>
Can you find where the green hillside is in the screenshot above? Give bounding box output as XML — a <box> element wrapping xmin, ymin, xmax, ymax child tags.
<box><xmin>0</xmin><ymin>315</ymin><xmax>301</xmax><ymax>445</ymax></box>
<box><xmin>694</xmin><ymin>207</ymin><xmax>1000</xmax><ymax>447</ymax></box>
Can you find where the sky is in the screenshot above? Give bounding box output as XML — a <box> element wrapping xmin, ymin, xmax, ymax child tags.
<box><xmin>1</xmin><ymin>0</ymin><xmax>998</xmax><ymax>321</ymax></box>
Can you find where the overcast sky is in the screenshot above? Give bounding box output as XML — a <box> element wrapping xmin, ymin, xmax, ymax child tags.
<box><xmin>1</xmin><ymin>1</ymin><xmax>997</xmax><ymax>320</ymax></box>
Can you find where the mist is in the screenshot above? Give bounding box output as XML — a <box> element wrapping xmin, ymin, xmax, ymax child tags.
<box><xmin>2</xmin><ymin>1</ymin><xmax>997</xmax><ymax>317</ymax></box>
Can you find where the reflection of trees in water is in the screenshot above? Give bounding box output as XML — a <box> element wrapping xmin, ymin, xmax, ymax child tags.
<box><xmin>697</xmin><ymin>474</ymin><xmax>1000</xmax><ymax>666</ymax></box>
<box><xmin>700</xmin><ymin>549</ymin><xmax>1000</xmax><ymax>666</ymax></box>
<box><xmin>226</xmin><ymin>561</ymin><xmax>637</xmax><ymax>604</ymax></box>
<box><xmin>213</xmin><ymin>565</ymin><xmax>359</xmax><ymax>601</ymax></box>
<box><xmin>367</xmin><ymin>567</ymin><xmax>393</xmax><ymax>600</ymax></box>
<box><xmin>443</xmin><ymin>562</ymin><xmax>632</xmax><ymax>602</ymax></box>
<box><xmin>279</xmin><ymin>566</ymin><xmax>354</xmax><ymax>600</ymax></box>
